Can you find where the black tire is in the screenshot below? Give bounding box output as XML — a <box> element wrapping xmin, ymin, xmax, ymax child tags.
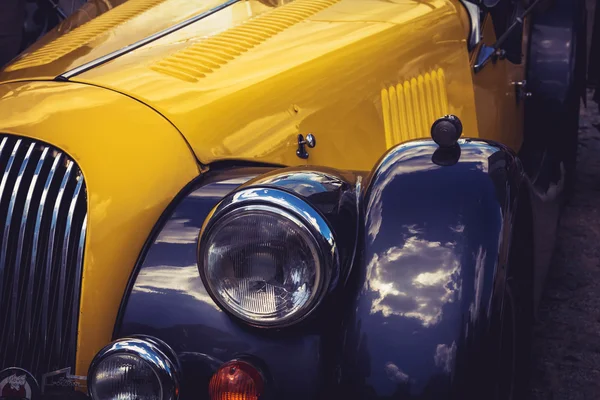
<box><xmin>562</xmin><ymin>0</ymin><xmax>586</xmax><ymax>199</ymax></box>
<box><xmin>505</xmin><ymin>261</ymin><xmax>534</xmax><ymax>399</ymax></box>
<box><xmin>525</xmin><ymin>0</ymin><xmax>586</xmax><ymax>203</ymax></box>
<box><xmin>496</xmin><ymin>283</ymin><xmax>517</xmax><ymax>400</ymax></box>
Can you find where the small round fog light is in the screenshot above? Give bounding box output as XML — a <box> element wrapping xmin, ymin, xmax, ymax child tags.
<box><xmin>209</xmin><ymin>360</ymin><xmax>264</xmax><ymax>400</ymax></box>
<box><xmin>88</xmin><ymin>336</ymin><xmax>180</xmax><ymax>400</ymax></box>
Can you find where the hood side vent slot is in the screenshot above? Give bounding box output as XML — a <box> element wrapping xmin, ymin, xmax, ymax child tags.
<box><xmin>151</xmin><ymin>0</ymin><xmax>340</xmax><ymax>82</ymax></box>
<box><xmin>381</xmin><ymin>68</ymin><xmax>449</xmax><ymax>149</ymax></box>
<box><xmin>6</xmin><ymin>0</ymin><xmax>167</xmax><ymax>71</ymax></box>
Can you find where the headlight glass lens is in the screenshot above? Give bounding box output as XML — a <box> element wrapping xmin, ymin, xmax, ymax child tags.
<box><xmin>90</xmin><ymin>354</ymin><xmax>161</xmax><ymax>400</ymax></box>
<box><xmin>202</xmin><ymin>205</ymin><xmax>323</xmax><ymax>326</ymax></box>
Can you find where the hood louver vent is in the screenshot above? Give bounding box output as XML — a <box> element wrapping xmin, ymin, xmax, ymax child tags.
<box><xmin>151</xmin><ymin>0</ymin><xmax>339</xmax><ymax>82</ymax></box>
<box><xmin>381</xmin><ymin>69</ymin><xmax>449</xmax><ymax>149</ymax></box>
<box><xmin>6</xmin><ymin>0</ymin><xmax>166</xmax><ymax>71</ymax></box>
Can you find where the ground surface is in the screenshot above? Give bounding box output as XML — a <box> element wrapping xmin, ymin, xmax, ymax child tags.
<box><xmin>529</xmin><ymin>91</ymin><xmax>600</xmax><ymax>399</ymax></box>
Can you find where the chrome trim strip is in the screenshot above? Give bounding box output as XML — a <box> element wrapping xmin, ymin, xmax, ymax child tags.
<box><xmin>33</xmin><ymin>153</ymin><xmax>63</xmax><ymax>351</ymax></box>
<box><xmin>42</xmin><ymin>160</ymin><xmax>73</xmax><ymax>355</ymax></box>
<box><xmin>0</xmin><ymin>139</ymin><xmax>21</xmax><ymax>308</ymax></box>
<box><xmin>0</xmin><ymin>137</ymin><xmax>8</xmax><ymax>158</ymax></box>
<box><xmin>68</xmin><ymin>213</ymin><xmax>86</xmax><ymax>364</ymax></box>
<box><xmin>6</xmin><ymin>142</ymin><xmax>36</xmax><ymax>343</ymax></box>
<box><xmin>18</xmin><ymin>146</ymin><xmax>49</xmax><ymax>346</ymax></box>
<box><xmin>58</xmin><ymin>0</ymin><xmax>240</xmax><ymax>80</ymax></box>
<box><xmin>88</xmin><ymin>336</ymin><xmax>181</xmax><ymax>400</ymax></box>
<box><xmin>55</xmin><ymin>175</ymin><xmax>83</xmax><ymax>356</ymax></box>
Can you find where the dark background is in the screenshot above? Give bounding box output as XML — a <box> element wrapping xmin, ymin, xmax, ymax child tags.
<box><xmin>529</xmin><ymin>92</ymin><xmax>600</xmax><ymax>399</ymax></box>
<box><xmin>529</xmin><ymin>2</ymin><xmax>600</xmax><ymax>397</ymax></box>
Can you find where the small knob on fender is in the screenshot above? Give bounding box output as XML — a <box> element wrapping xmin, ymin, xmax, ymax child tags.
<box><xmin>431</xmin><ymin>115</ymin><xmax>463</xmax><ymax>148</ymax></box>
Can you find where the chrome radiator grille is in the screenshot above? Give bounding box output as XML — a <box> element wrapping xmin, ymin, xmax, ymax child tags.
<box><xmin>0</xmin><ymin>134</ymin><xmax>87</xmax><ymax>378</ymax></box>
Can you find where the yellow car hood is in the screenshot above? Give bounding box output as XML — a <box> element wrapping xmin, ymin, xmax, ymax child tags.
<box><xmin>0</xmin><ymin>0</ymin><xmax>243</xmax><ymax>82</ymax></box>
<box><xmin>5</xmin><ymin>0</ymin><xmax>480</xmax><ymax>172</ymax></box>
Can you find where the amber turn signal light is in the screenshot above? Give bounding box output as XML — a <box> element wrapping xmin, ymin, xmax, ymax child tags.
<box><xmin>209</xmin><ymin>359</ymin><xmax>264</xmax><ymax>400</ymax></box>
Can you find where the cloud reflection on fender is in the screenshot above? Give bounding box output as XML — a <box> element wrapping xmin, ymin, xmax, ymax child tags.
<box><xmin>133</xmin><ymin>264</ymin><xmax>221</xmax><ymax>311</ymax></box>
<box><xmin>366</xmin><ymin>233</ymin><xmax>461</xmax><ymax>327</ymax></box>
<box><xmin>434</xmin><ymin>341</ymin><xmax>457</xmax><ymax>374</ymax></box>
<box><xmin>155</xmin><ymin>218</ymin><xmax>199</xmax><ymax>245</ymax></box>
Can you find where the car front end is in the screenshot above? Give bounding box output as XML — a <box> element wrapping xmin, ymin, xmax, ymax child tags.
<box><xmin>0</xmin><ymin>0</ymin><xmax>544</xmax><ymax>398</ymax></box>
<box><xmin>0</xmin><ymin>80</ymin><xmax>199</xmax><ymax>398</ymax></box>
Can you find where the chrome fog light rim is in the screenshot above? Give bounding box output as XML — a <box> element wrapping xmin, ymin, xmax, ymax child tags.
<box><xmin>199</xmin><ymin>187</ymin><xmax>339</xmax><ymax>327</ymax></box>
<box><xmin>88</xmin><ymin>336</ymin><xmax>181</xmax><ymax>400</ymax></box>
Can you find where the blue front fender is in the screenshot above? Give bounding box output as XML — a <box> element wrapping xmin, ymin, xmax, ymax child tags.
<box><xmin>337</xmin><ymin>139</ymin><xmax>526</xmax><ymax>399</ymax></box>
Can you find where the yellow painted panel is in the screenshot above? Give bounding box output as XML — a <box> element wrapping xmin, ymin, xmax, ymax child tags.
<box><xmin>152</xmin><ymin>0</ymin><xmax>340</xmax><ymax>82</ymax></box>
<box><xmin>381</xmin><ymin>69</ymin><xmax>451</xmax><ymax>148</ymax></box>
<box><xmin>6</xmin><ymin>0</ymin><xmax>167</xmax><ymax>71</ymax></box>
<box><xmin>0</xmin><ymin>81</ymin><xmax>199</xmax><ymax>378</ymax></box>
<box><xmin>0</xmin><ymin>0</ymin><xmax>244</xmax><ymax>82</ymax></box>
<box><xmin>76</xmin><ymin>0</ymin><xmax>480</xmax><ymax>172</ymax></box>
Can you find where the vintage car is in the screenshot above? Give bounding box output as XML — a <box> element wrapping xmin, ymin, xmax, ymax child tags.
<box><xmin>0</xmin><ymin>0</ymin><xmax>586</xmax><ymax>398</ymax></box>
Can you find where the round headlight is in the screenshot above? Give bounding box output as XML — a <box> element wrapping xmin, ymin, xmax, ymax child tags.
<box><xmin>88</xmin><ymin>336</ymin><xmax>180</xmax><ymax>400</ymax></box>
<box><xmin>199</xmin><ymin>187</ymin><xmax>338</xmax><ymax>327</ymax></box>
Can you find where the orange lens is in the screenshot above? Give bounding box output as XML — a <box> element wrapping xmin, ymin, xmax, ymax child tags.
<box><xmin>209</xmin><ymin>360</ymin><xmax>264</xmax><ymax>400</ymax></box>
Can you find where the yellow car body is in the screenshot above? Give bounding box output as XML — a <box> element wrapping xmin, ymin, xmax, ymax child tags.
<box><xmin>0</xmin><ymin>0</ymin><xmax>580</xmax><ymax>397</ymax></box>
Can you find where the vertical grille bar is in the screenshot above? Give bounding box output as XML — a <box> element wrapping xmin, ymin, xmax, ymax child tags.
<box><xmin>55</xmin><ymin>174</ymin><xmax>83</xmax><ymax>361</ymax></box>
<box><xmin>42</xmin><ymin>161</ymin><xmax>73</xmax><ymax>358</ymax></box>
<box><xmin>7</xmin><ymin>143</ymin><xmax>36</xmax><ymax>345</ymax></box>
<box><xmin>68</xmin><ymin>214</ymin><xmax>87</xmax><ymax>365</ymax></box>
<box><xmin>0</xmin><ymin>134</ymin><xmax>87</xmax><ymax>381</ymax></box>
<box><xmin>32</xmin><ymin>153</ymin><xmax>63</xmax><ymax>363</ymax></box>
<box><xmin>0</xmin><ymin>139</ymin><xmax>22</xmax><ymax>312</ymax></box>
<box><xmin>16</xmin><ymin>147</ymin><xmax>50</xmax><ymax>347</ymax></box>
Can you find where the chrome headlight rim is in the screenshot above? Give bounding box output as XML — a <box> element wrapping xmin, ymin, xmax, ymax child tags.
<box><xmin>198</xmin><ymin>186</ymin><xmax>339</xmax><ymax>328</ymax></box>
<box><xmin>88</xmin><ymin>336</ymin><xmax>181</xmax><ymax>400</ymax></box>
